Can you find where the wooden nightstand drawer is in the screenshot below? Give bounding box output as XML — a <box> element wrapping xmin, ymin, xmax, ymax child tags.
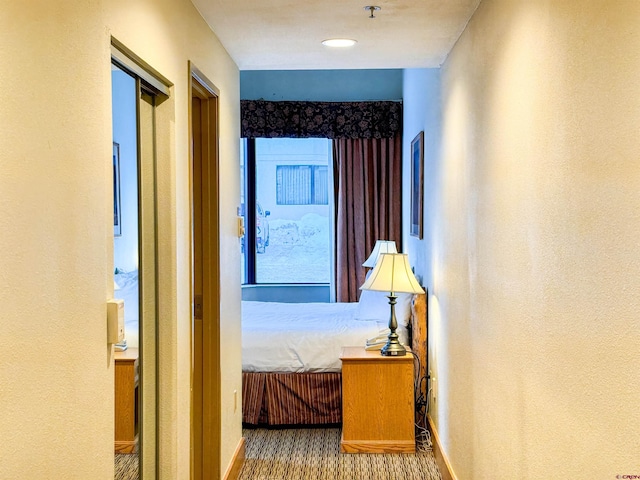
<box><xmin>340</xmin><ymin>346</ymin><xmax>415</xmax><ymax>453</ymax></box>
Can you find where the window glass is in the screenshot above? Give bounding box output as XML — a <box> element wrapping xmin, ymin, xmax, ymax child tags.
<box><xmin>239</xmin><ymin>139</ymin><xmax>246</xmax><ymax>284</ymax></box>
<box><xmin>255</xmin><ymin>138</ymin><xmax>331</xmax><ymax>283</ymax></box>
<box><xmin>276</xmin><ymin>165</ymin><xmax>328</xmax><ymax>205</ymax></box>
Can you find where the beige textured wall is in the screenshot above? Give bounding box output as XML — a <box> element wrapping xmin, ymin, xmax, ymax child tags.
<box><xmin>0</xmin><ymin>0</ymin><xmax>241</xmax><ymax>478</ymax></box>
<box><xmin>430</xmin><ymin>0</ymin><xmax>640</xmax><ymax>478</ymax></box>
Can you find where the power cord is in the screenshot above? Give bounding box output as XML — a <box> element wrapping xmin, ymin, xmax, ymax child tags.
<box><xmin>413</xmin><ymin>354</ymin><xmax>433</xmax><ymax>452</ymax></box>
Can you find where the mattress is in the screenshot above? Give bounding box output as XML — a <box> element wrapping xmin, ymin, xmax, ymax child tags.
<box><xmin>242</xmin><ymin>300</ymin><xmax>404</xmax><ymax>373</ymax></box>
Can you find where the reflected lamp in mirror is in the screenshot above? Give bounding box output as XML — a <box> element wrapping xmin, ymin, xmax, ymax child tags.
<box><xmin>362</xmin><ymin>240</ymin><xmax>398</xmax><ymax>268</ymax></box>
<box><xmin>360</xmin><ymin>253</ymin><xmax>424</xmax><ymax>356</ymax></box>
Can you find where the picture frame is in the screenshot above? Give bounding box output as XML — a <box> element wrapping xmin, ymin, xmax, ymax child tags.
<box><xmin>113</xmin><ymin>142</ymin><xmax>122</xmax><ymax>236</ymax></box>
<box><xmin>410</xmin><ymin>131</ymin><xmax>424</xmax><ymax>239</ymax></box>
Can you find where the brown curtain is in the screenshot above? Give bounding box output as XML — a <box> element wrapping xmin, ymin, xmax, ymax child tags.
<box><xmin>333</xmin><ymin>133</ymin><xmax>402</xmax><ymax>302</ymax></box>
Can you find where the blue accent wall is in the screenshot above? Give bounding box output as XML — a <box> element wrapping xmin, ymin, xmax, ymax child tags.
<box><xmin>242</xmin><ymin>285</ymin><xmax>330</xmax><ymax>303</ymax></box>
<box><xmin>241</xmin><ymin>69</ymin><xmax>403</xmax><ymax>101</ymax></box>
<box><xmin>112</xmin><ymin>68</ymin><xmax>139</xmax><ymax>273</ymax></box>
<box><xmin>401</xmin><ymin>68</ymin><xmax>441</xmax><ymax>289</ymax></box>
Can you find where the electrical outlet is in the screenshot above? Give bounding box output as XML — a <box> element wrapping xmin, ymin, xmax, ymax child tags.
<box><xmin>431</xmin><ymin>377</ymin><xmax>437</xmax><ymax>405</ymax></box>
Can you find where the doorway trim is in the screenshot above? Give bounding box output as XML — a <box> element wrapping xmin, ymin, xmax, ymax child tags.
<box><xmin>189</xmin><ymin>62</ymin><xmax>222</xmax><ymax>480</ymax></box>
<box><xmin>111</xmin><ymin>38</ymin><xmax>171</xmax><ymax>96</ymax></box>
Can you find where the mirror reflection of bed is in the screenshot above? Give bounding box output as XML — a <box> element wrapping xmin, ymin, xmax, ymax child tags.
<box><xmin>241</xmin><ymin>289</ymin><xmax>427</xmax><ymax>428</ymax></box>
<box><xmin>113</xmin><ymin>269</ymin><xmax>140</xmax><ymax>352</ymax></box>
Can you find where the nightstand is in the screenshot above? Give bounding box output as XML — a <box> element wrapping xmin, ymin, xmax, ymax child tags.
<box><xmin>340</xmin><ymin>346</ymin><xmax>415</xmax><ymax>453</ymax></box>
<box><xmin>114</xmin><ymin>348</ymin><xmax>138</xmax><ymax>453</ymax></box>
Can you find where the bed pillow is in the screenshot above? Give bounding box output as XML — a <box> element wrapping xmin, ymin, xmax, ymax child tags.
<box><xmin>355</xmin><ymin>289</ymin><xmax>413</xmax><ymax>327</ymax></box>
<box><xmin>113</xmin><ymin>269</ymin><xmax>139</xmax><ymax>324</ymax></box>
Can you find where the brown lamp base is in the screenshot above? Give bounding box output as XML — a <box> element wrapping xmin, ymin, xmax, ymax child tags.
<box><xmin>380</xmin><ymin>340</ymin><xmax>407</xmax><ymax>356</ymax></box>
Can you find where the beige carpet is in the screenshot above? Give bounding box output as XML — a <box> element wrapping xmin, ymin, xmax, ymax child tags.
<box><xmin>115</xmin><ymin>428</ymin><xmax>441</xmax><ymax>479</ymax></box>
<box><xmin>239</xmin><ymin>427</ymin><xmax>442</xmax><ymax>480</ymax></box>
<box><xmin>115</xmin><ymin>453</ymin><xmax>138</xmax><ymax>480</ymax></box>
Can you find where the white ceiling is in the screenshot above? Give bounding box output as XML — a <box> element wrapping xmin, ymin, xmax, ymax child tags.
<box><xmin>191</xmin><ymin>0</ymin><xmax>481</xmax><ymax>71</ymax></box>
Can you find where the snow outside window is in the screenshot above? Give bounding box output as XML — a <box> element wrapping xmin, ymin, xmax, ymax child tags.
<box><xmin>252</xmin><ymin>138</ymin><xmax>333</xmax><ymax>284</ymax></box>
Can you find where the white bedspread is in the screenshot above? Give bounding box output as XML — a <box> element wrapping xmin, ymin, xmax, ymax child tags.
<box><xmin>241</xmin><ymin>301</ymin><xmax>391</xmax><ymax>373</ymax></box>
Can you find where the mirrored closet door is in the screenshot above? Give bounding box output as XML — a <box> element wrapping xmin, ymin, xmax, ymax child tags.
<box><xmin>111</xmin><ymin>40</ymin><xmax>169</xmax><ymax>479</ymax></box>
<box><xmin>112</xmin><ymin>61</ymin><xmax>141</xmax><ymax>480</ymax></box>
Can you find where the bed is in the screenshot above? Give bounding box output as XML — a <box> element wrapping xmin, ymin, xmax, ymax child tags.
<box><xmin>241</xmin><ymin>289</ymin><xmax>427</xmax><ymax>426</ymax></box>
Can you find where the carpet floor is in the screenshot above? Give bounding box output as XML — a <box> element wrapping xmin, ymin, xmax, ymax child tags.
<box><xmin>115</xmin><ymin>427</ymin><xmax>442</xmax><ymax>480</ymax></box>
<box><xmin>115</xmin><ymin>453</ymin><xmax>138</xmax><ymax>480</ymax></box>
<box><xmin>239</xmin><ymin>427</ymin><xmax>442</xmax><ymax>480</ymax></box>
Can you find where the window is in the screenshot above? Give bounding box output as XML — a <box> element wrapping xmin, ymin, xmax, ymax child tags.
<box><xmin>241</xmin><ymin>138</ymin><xmax>332</xmax><ymax>284</ymax></box>
<box><xmin>276</xmin><ymin>165</ymin><xmax>328</xmax><ymax>205</ymax></box>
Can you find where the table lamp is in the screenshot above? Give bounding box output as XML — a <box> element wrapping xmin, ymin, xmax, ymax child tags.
<box><xmin>360</xmin><ymin>253</ymin><xmax>424</xmax><ymax>356</ymax></box>
<box><xmin>362</xmin><ymin>240</ymin><xmax>397</xmax><ymax>268</ymax></box>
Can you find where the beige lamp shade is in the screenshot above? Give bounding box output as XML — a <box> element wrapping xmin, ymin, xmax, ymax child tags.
<box><xmin>360</xmin><ymin>253</ymin><xmax>425</xmax><ymax>294</ymax></box>
<box><xmin>362</xmin><ymin>240</ymin><xmax>398</xmax><ymax>268</ymax></box>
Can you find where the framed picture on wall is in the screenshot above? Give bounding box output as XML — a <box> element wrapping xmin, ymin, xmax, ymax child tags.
<box><xmin>410</xmin><ymin>131</ymin><xmax>424</xmax><ymax>239</ymax></box>
<box><xmin>113</xmin><ymin>142</ymin><xmax>122</xmax><ymax>236</ymax></box>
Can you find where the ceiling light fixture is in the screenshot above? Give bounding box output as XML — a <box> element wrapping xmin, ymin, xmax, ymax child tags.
<box><xmin>364</xmin><ymin>6</ymin><xmax>381</xmax><ymax>18</ymax></box>
<box><xmin>321</xmin><ymin>38</ymin><xmax>357</xmax><ymax>48</ymax></box>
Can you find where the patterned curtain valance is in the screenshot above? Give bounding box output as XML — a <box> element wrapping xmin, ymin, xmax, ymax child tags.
<box><xmin>241</xmin><ymin>100</ymin><xmax>402</xmax><ymax>139</ymax></box>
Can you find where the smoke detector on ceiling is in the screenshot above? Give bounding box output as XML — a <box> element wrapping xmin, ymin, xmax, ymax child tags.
<box><xmin>364</xmin><ymin>6</ymin><xmax>381</xmax><ymax>18</ymax></box>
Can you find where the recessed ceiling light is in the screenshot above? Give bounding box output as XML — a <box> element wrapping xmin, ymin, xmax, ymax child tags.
<box><xmin>321</xmin><ymin>38</ymin><xmax>357</xmax><ymax>48</ymax></box>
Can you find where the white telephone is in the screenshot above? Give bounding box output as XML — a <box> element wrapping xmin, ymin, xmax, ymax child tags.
<box><xmin>365</xmin><ymin>333</ymin><xmax>389</xmax><ymax>351</ymax></box>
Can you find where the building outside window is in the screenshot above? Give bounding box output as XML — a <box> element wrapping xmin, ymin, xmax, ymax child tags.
<box><xmin>276</xmin><ymin>165</ymin><xmax>328</xmax><ymax>206</ymax></box>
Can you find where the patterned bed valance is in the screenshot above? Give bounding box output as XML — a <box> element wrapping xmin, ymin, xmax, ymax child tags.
<box><xmin>241</xmin><ymin>100</ymin><xmax>402</xmax><ymax>139</ymax></box>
